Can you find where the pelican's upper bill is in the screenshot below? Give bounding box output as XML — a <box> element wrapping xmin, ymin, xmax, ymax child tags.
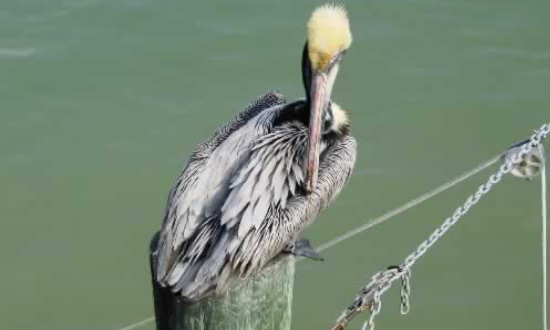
<box><xmin>307</xmin><ymin>4</ymin><xmax>353</xmax><ymax>72</ymax></box>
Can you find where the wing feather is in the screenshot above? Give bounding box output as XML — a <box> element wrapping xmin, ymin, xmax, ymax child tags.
<box><xmin>231</xmin><ymin>135</ymin><xmax>357</xmax><ymax>276</ymax></box>
<box><xmin>156</xmin><ymin>92</ymin><xmax>286</xmax><ymax>282</ymax></box>
<box><xmin>220</xmin><ymin>123</ymin><xmax>307</xmax><ymax>239</ymax></box>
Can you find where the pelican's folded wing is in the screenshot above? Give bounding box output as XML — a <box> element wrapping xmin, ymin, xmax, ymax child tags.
<box><xmin>230</xmin><ymin>134</ymin><xmax>357</xmax><ymax>275</ymax></box>
<box><xmin>175</xmin><ymin>133</ymin><xmax>357</xmax><ymax>299</ymax></box>
<box><xmin>155</xmin><ymin>92</ymin><xmax>286</xmax><ymax>282</ymax></box>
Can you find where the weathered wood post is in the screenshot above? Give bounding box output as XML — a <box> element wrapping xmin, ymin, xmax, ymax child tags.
<box><xmin>149</xmin><ymin>232</ymin><xmax>295</xmax><ymax>330</ymax></box>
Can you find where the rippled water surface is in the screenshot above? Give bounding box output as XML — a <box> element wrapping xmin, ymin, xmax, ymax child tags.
<box><xmin>1</xmin><ymin>0</ymin><xmax>550</xmax><ymax>329</ymax></box>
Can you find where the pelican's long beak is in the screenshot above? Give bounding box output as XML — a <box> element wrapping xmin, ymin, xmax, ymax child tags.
<box><xmin>305</xmin><ymin>71</ymin><xmax>329</xmax><ymax>193</ymax></box>
<box><xmin>303</xmin><ymin>3</ymin><xmax>352</xmax><ymax>193</ymax></box>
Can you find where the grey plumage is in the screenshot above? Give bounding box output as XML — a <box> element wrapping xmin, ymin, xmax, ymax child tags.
<box><xmin>156</xmin><ymin>92</ymin><xmax>357</xmax><ymax>301</ymax></box>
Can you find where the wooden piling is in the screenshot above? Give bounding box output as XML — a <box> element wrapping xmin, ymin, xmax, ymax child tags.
<box><xmin>149</xmin><ymin>232</ymin><xmax>295</xmax><ymax>330</ymax></box>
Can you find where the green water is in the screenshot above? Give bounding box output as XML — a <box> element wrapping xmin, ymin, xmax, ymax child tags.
<box><xmin>1</xmin><ymin>0</ymin><xmax>550</xmax><ymax>329</ymax></box>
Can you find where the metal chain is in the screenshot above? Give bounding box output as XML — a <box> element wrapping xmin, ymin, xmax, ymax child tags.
<box><xmin>362</xmin><ymin>292</ymin><xmax>381</xmax><ymax>330</ymax></box>
<box><xmin>403</xmin><ymin>123</ymin><xmax>549</xmax><ymax>269</ymax></box>
<box><xmin>400</xmin><ymin>269</ymin><xmax>411</xmax><ymax>315</ymax></box>
<box><xmin>341</xmin><ymin>123</ymin><xmax>550</xmax><ymax>330</ymax></box>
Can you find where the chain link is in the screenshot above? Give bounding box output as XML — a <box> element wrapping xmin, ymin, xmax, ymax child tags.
<box><xmin>362</xmin><ymin>292</ymin><xmax>382</xmax><ymax>330</ymax></box>
<box><xmin>339</xmin><ymin>123</ymin><xmax>550</xmax><ymax>330</ymax></box>
<box><xmin>400</xmin><ymin>269</ymin><xmax>411</xmax><ymax>315</ymax></box>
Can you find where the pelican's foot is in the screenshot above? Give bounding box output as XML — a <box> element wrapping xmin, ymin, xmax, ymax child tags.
<box><xmin>285</xmin><ymin>239</ymin><xmax>324</xmax><ymax>261</ymax></box>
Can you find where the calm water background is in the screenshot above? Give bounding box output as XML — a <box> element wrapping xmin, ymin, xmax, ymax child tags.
<box><xmin>1</xmin><ymin>0</ymin><xmax>549</xmax><ymax>329</ymax></box>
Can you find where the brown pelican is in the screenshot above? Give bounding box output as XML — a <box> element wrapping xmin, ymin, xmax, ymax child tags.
<box><xmin>155</xmin><ymin>4</ymin><xmax>357</xmax><ymax>301</ymax></box>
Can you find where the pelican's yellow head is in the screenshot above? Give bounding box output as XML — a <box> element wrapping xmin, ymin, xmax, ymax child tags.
<box><xmin>307</xmin><ymin>4</ymin><xmax>353</xmax><ymax>72</ymax></box>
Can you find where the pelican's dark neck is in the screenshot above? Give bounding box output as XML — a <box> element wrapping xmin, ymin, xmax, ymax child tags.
<box><xmin>301</xmin><ymin>42</ymin><xmax>312</xmax><ymax>106</ymax></box>
<box><xmin>273</xmin><ymin>43</ymin><xmax>346</xmax><ymax>138</ymax></box>
<box><xmin>272</xmin><ymin>100</ymin><xmax>348</xmax><ymax>140</ymax></box>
